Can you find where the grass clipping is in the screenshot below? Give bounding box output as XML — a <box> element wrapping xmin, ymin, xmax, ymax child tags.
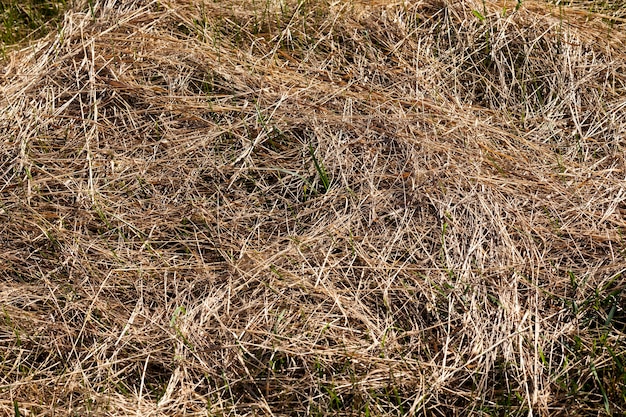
<box><xmin>1</xmin><ymin>0</ymin><xmax>625</xmax><ymax>415</ymax></box>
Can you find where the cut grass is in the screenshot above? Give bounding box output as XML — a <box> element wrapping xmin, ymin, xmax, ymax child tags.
<box><xmin>1</xmin><ymin>0</ymin><xmax>625</xmax><ymax>416</ymax></box>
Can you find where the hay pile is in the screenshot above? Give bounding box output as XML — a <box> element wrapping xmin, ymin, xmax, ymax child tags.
<box><xmin>1</xmin><ymin>0</ymin><xmax>625</xmax><ymax>415</ymax></box>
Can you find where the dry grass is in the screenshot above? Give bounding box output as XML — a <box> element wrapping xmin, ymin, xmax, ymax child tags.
<box><xmin>1</xmin><ymin>0</ymin><xmax>625</xmax><ymax>415</ymax></box>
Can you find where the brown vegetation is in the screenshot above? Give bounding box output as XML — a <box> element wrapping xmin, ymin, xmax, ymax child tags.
<box><xmin>1</xmin><ymin>0</ymin><xmax>625</xmax><ymax>415</ymax></box>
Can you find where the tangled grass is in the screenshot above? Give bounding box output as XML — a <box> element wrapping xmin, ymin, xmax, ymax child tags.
<box><xmin>1</xmin><ymin>0</ymin><xmax>625</xmax><ymax>415</ymax></box>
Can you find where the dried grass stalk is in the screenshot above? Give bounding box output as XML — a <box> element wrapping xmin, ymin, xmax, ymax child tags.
<box><xmin>1</xmin><ymin>0</ymin><xmax>625</xmax><ymax>415</ymax></box>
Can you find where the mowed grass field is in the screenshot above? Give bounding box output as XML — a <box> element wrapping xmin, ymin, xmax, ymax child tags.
<box><xmin>1</xmin><ymin>0</ymin><xmax>625</xmax><ymax>415</ymax></box>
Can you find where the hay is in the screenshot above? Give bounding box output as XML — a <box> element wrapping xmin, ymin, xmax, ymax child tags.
<box><xmin>1</xmin><ymin>0</ymin><xmax>625</xmax><ymax>415</ymax></box>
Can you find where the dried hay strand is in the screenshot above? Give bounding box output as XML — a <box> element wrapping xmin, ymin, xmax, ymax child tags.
<box><xmin>1</xmin><ymin>0</ymin><xmax>625</xmax><ymax>415</ymax></box>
